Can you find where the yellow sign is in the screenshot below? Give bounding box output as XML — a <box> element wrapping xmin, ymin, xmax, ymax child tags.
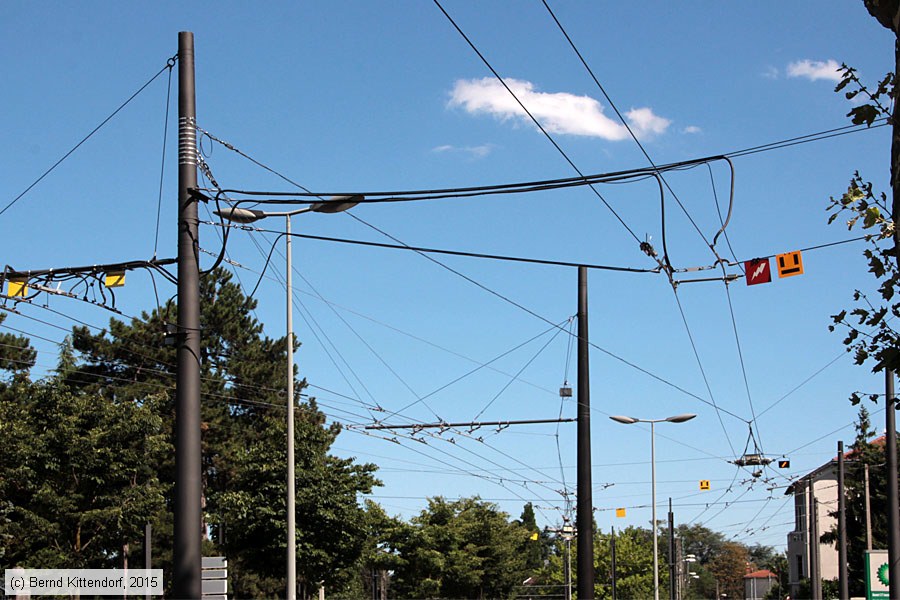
<box><xmin>530</xmin><ymin>532</ymin><xmax>539</xmax><ymax>541</ymax></box>
<box><xmin>615</xmin><ymin>508</ymin><xmax>626</xmax><ymax>518</ymax></box>
<box><xmin>104</xmin><ymin>271</ymin><xmax>126</xmax><ymax>288</ymax></box>
<box><xmin>700</xmin><ymin>480</ymin><xmax>711</xmax><ymax>491</ymax></box>
<box><xmin>776</xmin><ymin>251</ymin><xmax>804</xmax><ymax>278</ymax></box>
<box><xmin>6</xmin><ymin>279</ymin><xmax>28</xmax><ymax>297</ymax></box>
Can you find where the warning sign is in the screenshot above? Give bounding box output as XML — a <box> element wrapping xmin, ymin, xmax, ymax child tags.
<box><xmin>745</xmin><ymin>259</ymin><xmax>771</xmax><ymax>286</ymax></box>
<box><xmin>778</xmin><ymin>460</ymin><xmax>790</xmax><ymax>469</ymax></box>
<box><xmin>6</xmin><ymin>279</ymin><xmax>28</xmax><ymax>297</ymax></box>
<box><xmin>699</xmin><ymin>480</ymin><xmax>710</xmax><ymax>491</ymax></box>
<box><xmin>776</xmin><ymin>251</ymin><xmax>804</xmax><ymax>278</ymax></box>
<box><xmin>615</xmin><ymin>508</ymin><xmax>626</xmax><ymax>518</ymax></box>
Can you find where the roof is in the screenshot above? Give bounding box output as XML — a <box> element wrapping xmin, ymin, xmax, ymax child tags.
<box><xmin>744</xmin><ymin>569</ymin><xmax>777</xmax><ymax>580</ymax></box>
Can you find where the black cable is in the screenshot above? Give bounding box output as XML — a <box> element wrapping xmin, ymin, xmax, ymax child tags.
<box><xmin>471</xmin><ymin>321</ymin><xmax>567</xmax><ymax>421</ymax></box>
<box><xmin>726</xmin><ymin>120</ymin><xmax>889</xmax><ymax>158</ymax></box>
<box><xmin>1</xmin><ymin>55</ymin><xmax>178</xmax><ymax>219</ymax></box>
<box><xmin>153</xmin><ymin>61</ymin><xmax>175</xmax><ymax>259</ymax></box>
<box><xmin>432</xmin><ymin>0</ymin><xmax>643</xmax><ymax>246</ymax></box>
<box><xmin>220</xmin><ymin>223</ymin><xmax>659</xmax><ymax>274</ymax></box>
<box><xmin>671</xmin><ymin>286</ymin><xmax>742</xmax><ymax>456</ymax></box>
<box><xmin>541</xmin><ymin>0</ymin><xmax>717</xmax><ymax>259</ymax></box>
<box><xmin>204</xmin><ymin>120</ymin><xmax>885</xmax><ymax>210</ymax></box>
<box><xmin>723</xmin><ymin>280</ymin><xmax>764</xmax><ymax>455</ymax></box>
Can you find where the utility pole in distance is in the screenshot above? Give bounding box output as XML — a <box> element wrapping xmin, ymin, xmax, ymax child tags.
<box><xmin>668</xmin><ymin>499</ymin><xmax>675</xmax><ymax>600</ymax></box>
<box><xmin>576</xmin><ymin>266</ymin><xmax>594</xmax><ymax>599</ymax></box>
<box><xmin>886</xmin><ymin>369</ymin><xmax>900</xmax><ymax>600</ymax></box>
<box><xmin>174</xmin><ymin>30</ymin><xmax>202</xmax><ymax>600</ymax></box>
<box><xmin>838</xmin><ymin>440</ymin><xmax>848</xmax><ymax>600</ymax></box>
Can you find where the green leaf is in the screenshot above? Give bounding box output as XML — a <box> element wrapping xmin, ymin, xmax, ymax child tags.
<box><xmin>864</xmin><ymin>206</ymin><xmax>882</xmax><ymax>228</ymax></box>
<box><xmin>847</xmin><ymin>105</ymin><xmax>881</xmax><ymax>127</ymax></box>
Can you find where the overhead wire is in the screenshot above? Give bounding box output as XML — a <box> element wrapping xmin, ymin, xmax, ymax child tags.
<box><xmin>538</xmin><ymin>0</ymin><xmax>751</xmax><ymax>459</ymax></box>
<box><xmin>470</xmin><ymin>318</ymin><xmax>569</xmax><ymax>421</ymax></box>
<box><xmin>1</xmin><ymin>55</ymin><xmax>178</xmax><ymax>219</ymax></box>
<box><xmin>540</xmin><ymin>0</ymin><xmax>717</xmax><ymax>263</ymax></box>
<box><xmin>431</xmin><ymin>0</ymin><xmax>645</xmax><ymax>249</ymax></box>
<box><xmin>153</xmin><ymin>58</ymin><xmax>175</xmax><ymax>259</ymax></box>
<box><xmin>186</xmin><ymin>93</ymin><xmax>886</xmax><ymax>533</ymax></box>
<box><xmin>670</xmin><ymin>288</ymin><xmax>741</xmax><ymax>456</ymax></box>
<box><xmin>193</xmin><ymin>150</ymin><xmax>584</xmax><ymax>502</ymax></box>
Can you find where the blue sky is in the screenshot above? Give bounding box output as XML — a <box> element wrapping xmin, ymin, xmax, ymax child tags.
<box><xmin>1</xmin><ymin>2</ymin><xmax>894</xmax><ymax>553</ymax></box>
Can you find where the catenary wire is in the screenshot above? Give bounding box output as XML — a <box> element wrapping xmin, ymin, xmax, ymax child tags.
<box><xmin>1</xmin><ymin>56</ymin><xmax>178</xmax><ymax>219</ymax></box>
<box><xmin>431</xmin><ymin>0</ymin><xmax>644</xmax><ymax>248</ymax></box>
<box><xmin>541</xmin><ymin>0</ymin><xmax>717</xmax><ymax>261</ymax></box>
<box><xmin>153</xmin><ymin>61</ymin><xmax>174</xmax><ymax>259</ymax></box>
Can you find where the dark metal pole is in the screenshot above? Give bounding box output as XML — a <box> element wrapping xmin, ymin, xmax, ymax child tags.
<box><xmin>576</xmin><ymin>266</ymin><xmax>594</xmax><ymax>600</ymax></box>
<box><xmin>838</xmin><ymin>441</ymin><xmax>849</xmax><ymax>600</ymax></box>
<box><xmin>145</xmin><ymin>523</ymin><xmax>151</xmax><ymax>600</ymax></box>
<box><xmin>810</xmin><ymin>490</ymin><xmax>822</xmax><ymax>600</ymax></box>
<box><xmin>668</xmin><ymin>498</ymin><xmax>675</xmax><ymax>600</ymax></box>
<box><xmin>886</xmin><ymin>369</ymin><xmax>900</xmax><ymax>600</ymax></box>
<box><xmin>610</xmin><ymin>527</ymin><xmax>617</xmax><ymax>600</ymax></box>
<box><xmin>174</xmin><ymin>30</ymin><xmax>202</xmax><ymax>600</ymax></box>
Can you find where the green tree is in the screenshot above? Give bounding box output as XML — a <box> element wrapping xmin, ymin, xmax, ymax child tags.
<box><xmin>518</xmin><ymin>502</ymin><xmax>545</xmax><ymax>573</ymax></box>
<box><xmin>820</xmin><ymin>405</ymin><xmax>898</xmax><ymax>597</ymax></box>
<box><xmin>708</xmin><ymin>541</ymin><xmax>750</xmax><ymax>600</ymax></box>
<box><xmin>0</xmin><ymin>312</ymin><xmax>36</xmax><ymax>377</ymax></box>
<box><xmin>596</xmin><ymin>526</ymin><xmax>660</xmax><ymax>600</ymax></box>
<box><xmin>66</xmin><ymin>268</ymin><xmax>378</xmax><ymax>598</ymax></box>
<box><xmin>390</xmin><ymin>496</ymin><xmax>528</xmax><ymax>599</ymax></box>
<box><xmin>0</xmin><ymin>376</ymin><xmax>168</xmax><ymax>568</ymax></box>
<box><xmin>677</xmin><ymin>523</ymin><xmax>726</xmax><ymax>565</ymax></box>
<box><xmin>348</xmin><ymin>500</ymin><xmax>408</xmax><ymax>600</ymax></box>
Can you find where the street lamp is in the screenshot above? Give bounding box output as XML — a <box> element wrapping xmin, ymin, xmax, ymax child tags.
<box><xmin>216</xmin><ymin>195</ymin><xmax>362</xmax><ymax>600</ymax></box>
<box><xmin>610</xmin><ymin>413</ymin><xmax>696</xmax><ymax>600</ymax></box>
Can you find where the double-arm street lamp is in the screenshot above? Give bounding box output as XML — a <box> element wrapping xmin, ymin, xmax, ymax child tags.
<box><xmin>216</xmin><ymin>195</ymin><xmax>362</xmax><ymax>600</ymax></box>
<box><xmin>610</xmin><ymin>413</ymin><xmax>696</xmax><ymax>600</ymax></box>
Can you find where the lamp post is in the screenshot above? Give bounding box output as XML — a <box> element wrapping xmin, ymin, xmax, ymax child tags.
<box><xmin>610</xmin><ymin>413</ymin><xmax>696</xmax><ymax>600</ymax></box>
<box><xmin>216</xmin><ymin>195</ymin><xmax>361</xmax><ymax>600</ymax></box>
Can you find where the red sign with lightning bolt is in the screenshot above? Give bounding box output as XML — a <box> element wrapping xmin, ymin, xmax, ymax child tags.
<box><xmin>745</xmin><ymin>258</ymin><xmax>771</xmax><ymax>286</ymax></box>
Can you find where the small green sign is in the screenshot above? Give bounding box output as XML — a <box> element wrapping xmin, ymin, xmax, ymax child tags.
<box><xmin>866</xmin><ymin>550</ymin><xmax>889</xmax><ymax>600</ymax></box>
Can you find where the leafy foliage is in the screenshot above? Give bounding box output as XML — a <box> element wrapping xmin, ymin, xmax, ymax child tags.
<box><xmin>0</xmin><ymin>377</ymin><xmax>168</xmax><ymax>567</ymax></box>
<box><xmin>389</xmin><ymin>497</ymin><xmax>529</xmax><ymax>599</ymax></box>
<box><xmin>826</xmin><ymin>62</ymin><xmax>900</xmax><ymax>382</ymax></box>
<box><xmin>0</xmin><ymin>312</ymin><xmax>36</xmax><ymax>376</ymax></box>
<box><xmin>821</xmin><ymin>406</ymin><xmax>897</xmax><ymax>597</ymax></box>
<box><xmin>1</xmin><ymin>268</ymin><xmax>379</xmax><ymax>598</ymax></box>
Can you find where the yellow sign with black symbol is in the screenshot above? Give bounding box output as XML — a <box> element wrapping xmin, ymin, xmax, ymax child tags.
<box><xmin>6</xmin><ymin>279</ymin><xmax>28</xmax><ymax>297</ymax></box>
<box><xmin>699</xmin><ymin>480</ymin><xmax>711</xmax><ymax>491</ymax></box>
<box><xmin>776</xmin><ymin>251</ymin><xmax>804</xmax><ymax>278</ymax></box>
<box><xmin>615</xmin><ymin>508</ymin><xmax>626</xmax><ymax>518</ymax></box>
<box><xmin>105</xmin><ymin>271</ymin><xmax>126</xmax><ymax>288</ymax></box>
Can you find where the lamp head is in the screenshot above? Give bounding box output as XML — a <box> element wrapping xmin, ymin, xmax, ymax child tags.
<box><xmin>609</xmin><ymin>415</ymin><xmax>639</xmax><ymax>425</ymax></box>
<box><xmin>665</xmin><ymin>413</ymin><xmax>697</xmax><ymax>424</ymax></box>
<box><xmin>309</xmin><ymin>194</ymin><xmax>363</xmax><ymax>214</ymax></box>
<box><xmin>214</xmin><ymin>207</ymin><xmax>266</xmax><ymax>224</ymax></box>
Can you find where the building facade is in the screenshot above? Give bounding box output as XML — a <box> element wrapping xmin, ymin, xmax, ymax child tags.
<box><xmin>785</xmin><ymin>460</ymin><xmax>840</xmax><ymax>597</ymax></box>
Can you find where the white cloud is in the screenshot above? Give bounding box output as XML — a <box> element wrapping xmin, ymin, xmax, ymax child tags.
<box><xmin>626</xmin><ymin>107</ymin><xmax>671</xmax><ymax>136</ymax></box>
<box><xmin>448</xmin><ymin>77</ymin><xmax>670</xmax><ymax>140</ymax></box>
<box><xmin>431</xmin><ymin>143</ymin><xmax>494</xmax><ymax>159</ymax></box>
<box><xmin>682</xmin><ymin>125</ymin><xmax>701</xmax><ymax>134</ymax></box>
<box><xmin>786</xmin><ymin>59</ymin><xmax>842</xmax><ymax>82</ymax></box>
<box><xmin>762</xmin><ymin>66</ymin><xmax>780</xmax><ymax>80</ymax></box>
